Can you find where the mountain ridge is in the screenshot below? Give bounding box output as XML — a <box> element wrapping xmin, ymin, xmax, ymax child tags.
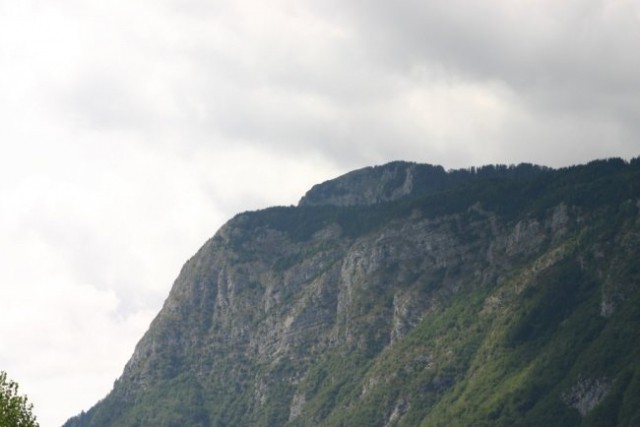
<box><xmin>64</xmin><ymin>157</ymin><xmax>640</xmax><ymax>427</ymax></box>
<box><xmin>297</xmin><ymin>161</ymin><xmax>549</xmax><ymax>207</ymax></box>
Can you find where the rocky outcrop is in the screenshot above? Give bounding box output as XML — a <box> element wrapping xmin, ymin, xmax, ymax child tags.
<box><xmin>563</xmin><ymin>377</ymin><xmax>611</xmax><ymax>417</ymax></box>
<box><xmin>298</xmin><ymin>161</ymin><xmax>424</xmax><ymax>207</ymax></box>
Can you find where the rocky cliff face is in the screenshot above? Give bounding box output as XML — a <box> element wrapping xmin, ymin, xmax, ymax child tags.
<box><xmin>64</xmin><ymin>158</ymin><xmax>640</xmax><ymax>427</ymax></box>
<box><xmin>298</xmin><ymin>161</ymin><xmax>423</xmax><ymax>206</ymax></box>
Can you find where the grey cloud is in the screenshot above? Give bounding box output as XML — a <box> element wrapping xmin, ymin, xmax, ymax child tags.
<box><xmin>48</xmin><ymin>0</ymin><xmax>640</xmax><ymax>171</ymax></box>
<box><xmin>298</xmin><ymin>0</ymin><xmax>640</xmax><ymax>162</ymax></box>
<box><xmin>213</xmin><ymin>0</ymin><xmax>639</xmax><ymax>165</ymax></box>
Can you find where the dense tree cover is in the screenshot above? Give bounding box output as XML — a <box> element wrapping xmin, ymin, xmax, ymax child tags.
<box><xmin>239</xmin><ymin>157</ymin><xmax>640</xmax><ymax>241</ymax></box>
<box><xmin>0</xmin><ymin>371</ymin><xmax>39</xmax><ymax>427</ymax></box>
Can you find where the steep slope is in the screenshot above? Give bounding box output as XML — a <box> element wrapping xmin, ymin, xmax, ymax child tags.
<box><xmin>64</xmin><ymin>158</ymin><xmax>640</xmax><ymax>427</ymax></box>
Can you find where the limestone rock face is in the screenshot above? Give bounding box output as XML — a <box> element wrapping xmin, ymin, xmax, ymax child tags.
<box><xmin>299</xmin><ymin>161</ymin><xmax>424</xmax><ymax>207</ymax></box>
<box><xmin>64</xmin><ymin>158</ymin><xmax>640</xmax><ymax>427</ymax></box>
<box><xmin>563</xmin><ymin>377</ymin><xmax>611</xmax><ymax>416</ymax></box>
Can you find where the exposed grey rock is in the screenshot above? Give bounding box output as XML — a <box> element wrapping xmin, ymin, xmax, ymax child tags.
<box><xmin>116</xmin><ymin>202</ymin><xmax>575</xmax><ymax>415</ymax></box>
<box><xmin>563</xmin><ymin>376</ymin><xmax>611</xmax><ymax>416</ymax></box>
<box><xmin>299</xmin><ymin>161</ymin><xmax>422</xmax><ymax>207</ymax></box>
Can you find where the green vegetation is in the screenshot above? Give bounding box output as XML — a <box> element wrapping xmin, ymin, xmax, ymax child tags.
<box><xmin>0</xmin><ymin>371</ymin><xmax>39</xmax><ymax>427</ymax></box>
<box><xmin>238</xmin><ymin>158</ymin><xmax>640</xmax><ymax>243</ymax></box>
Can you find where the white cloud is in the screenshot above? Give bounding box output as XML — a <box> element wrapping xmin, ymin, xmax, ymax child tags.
<box><xmin>0</xmin><ymin>261</ymin><xmax>155</xmax><ymax>426</ymax></box>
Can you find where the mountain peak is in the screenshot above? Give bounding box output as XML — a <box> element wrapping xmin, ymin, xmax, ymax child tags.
<box><xmin>298</xmin><ymin>161</ymin><xmax>549</xmax><ymax>207</ymax></box>
<box><xmin>299</xmin><ymin>161</ymin><xmax>424</xmax><ymax>207</ymax></box>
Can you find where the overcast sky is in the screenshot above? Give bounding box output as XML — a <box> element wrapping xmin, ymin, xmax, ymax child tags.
<box><xmin>1</xmin><ymin>0</ymin><xmax>638</xmax><ymax>425</ymax></box>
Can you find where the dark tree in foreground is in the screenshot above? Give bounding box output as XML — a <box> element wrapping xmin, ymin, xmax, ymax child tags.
<box><xmin>0</xmin><ymin>371</ymin><xmax>39</xmax><ymax>427</ymax></box>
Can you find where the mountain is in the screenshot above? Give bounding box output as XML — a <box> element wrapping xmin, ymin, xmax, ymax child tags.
<box><xmin>64</xmin><ymin>158</ymin><xmax>640</xmax><ymax>427</ymax></box>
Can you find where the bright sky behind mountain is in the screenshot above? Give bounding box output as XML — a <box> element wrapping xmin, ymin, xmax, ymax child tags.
<box><xmin>0</xmin><ymin>0</ymin><xmax>638</xmax><ymax>425</ymax></box>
